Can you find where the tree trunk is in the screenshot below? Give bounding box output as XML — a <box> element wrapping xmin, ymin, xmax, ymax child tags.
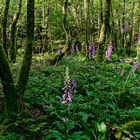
<box><xmin>127</xmin><ymin>2</ymin><xmax>135</xmax><ymax>56</ymax></box>
<box><xmin>63</xmin><ymin>0</ymin><xmax>70</xmax><ymax>46</ymax></box>
<box><xmin>0</xmin><ymin>0</ymin><xmax>34</xmax><ymax>123</ymax></box>
<box><xmin>2</xmin><ymin>0</ymin><xmax>10</xmax><ymax>57</ymax></box>
<box><xmin>84</xmin><ymin>0</ymin><xmax>90</xmax><ymax>47</ymax></box>
<box><xmin>137</xmin><ymin>0</ymin><xmax>140</xmax><ymax>59</ymax></box>
<box><xmin>111</xmin><ymin>1</ymin><xmax>117</xmax><ymax>52</ymax></box>
<box><xmin>96</xmin><ymin>0</ymin><xmax>111</xmax><ymax>61</ymax></box>
<box><xmin>10</xmin><ymin>0</ymin><xmax>22</xmax><ymax>63</ymax></box>
<box><xmin>42</xmin><ymin>1</ymin><xmax>50</xmax><ymax>53</ymax></box>
<box><xmin>16</xmin><ymin>0</ymin><xmax>35</xmax><ymax>96</ymax></box>
<box><xmin>98</xmin><ymin>0</ymin><xmax>103</xmax><ymax>37</ymax></box>
<box><xmin>0</xmin><ymin>44</ymin><xmax>18</xmax><ymax>122</ymax></box>
<box><xmin>121</xmin><ymin>0</ymin><xmax>126</xmax><ymax>50</ymax></box>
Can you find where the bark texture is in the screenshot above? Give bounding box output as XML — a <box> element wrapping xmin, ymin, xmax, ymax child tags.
<box><xmin>2</xmin><ymin>0</ymin><xmax>10</xmax><ymax>57</ymax></box>
<box><xmin>0</xmin><ymin>0</ymin><xmax>34</xmax><ymax>123</ymax></box>
<box><xmin>0</xmin><ymin>44</ymin><xmax>18</xmax><ymax>121</ymax></box>
<box><xmin>10</xmin><ymin>0</ymin><xmax>22</xmax><ymax>63</ymax></box>
<box><xmin>16</xmin><ymin>0</ymin><xmax>35</xmax><ymax>96</ymax></box>
<box><xmin>97</xmin><ymin>0</ymin><xmax>111</xmax><ymax>61</ymax></box>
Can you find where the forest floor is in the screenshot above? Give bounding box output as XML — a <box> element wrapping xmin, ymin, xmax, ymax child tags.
<box><xmin>0</xmin><ymin>53</ymin><xmax>140</xmax><ymax>140</ymax></box>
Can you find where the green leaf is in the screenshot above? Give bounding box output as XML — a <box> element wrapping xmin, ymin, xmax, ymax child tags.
<box><xmin>97</xmin><ymin>122</ymin><xmax>106</xmax><ymax>132</ymax></box>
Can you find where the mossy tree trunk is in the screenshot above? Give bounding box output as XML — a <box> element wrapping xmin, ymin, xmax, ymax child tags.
<box><xmin>0</xmin><ymin>0</ymin><xmax>34</xmax><ymax>123</ymax></box>
<box><xmin>127</xmin><ymin>2</ymin><xmax>135</xmax><ymax>56</ymax></box>
<box><xmin>2</xmin><ymin>0</ymin><xmax>10</xmax><ymax>57</ymax></box>
<box><xmin>63</xmin><ymin>0</ymin><xmax>70</xmax><ymax>47</ymax></box>
<box><xmin>41</xmin><ymin>1</ymin><xmax>50</xmax><ymax>53</ymax></box>
<box><xmin>16</xmin><ymin>0</ymin><xmax>34</xmax><ymax>96</ymax></box>
<box><xmin>96</xmin><ymin>0</ymin><xmax>111</xmax><ymax>61</ymax></box>
<box><xmin>0</xmin><ymin>44</ymin><xmax>18</xmax><ymax>121</ymax></box>
<box><xmin>137</xmin><ymin>0</ymin><xmax>140</xmax><ymax>59</ymax></box>
<box><xmin>117</xmin><ymin>1</ymin><xmax>122</xmax><ymax>51</ymax></box>
<box><xmin>111</xmin><ymin>2</ymin><xmax>117</xmax><ymax>52</ymax></box>
<box><xmin>10</xmin><ymin>0</ymin><xmax>22</xmax><ymax>63</ymax></box>
<box><xmin>84</xmin><ymin>0</ymin><xmax>90</xmax><ymax>55</ymax></box>
<box><xmin>98</xmin><ymin>0</ymin><xmax>103</xmax><ymax>36</ymax></box>
<box><xmin>121</xmin><ymin>0</ymin><xmax>126</xmax><ymax>52</ymax></box>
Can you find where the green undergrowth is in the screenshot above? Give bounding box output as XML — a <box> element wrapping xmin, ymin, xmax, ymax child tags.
<box><xmin>0</xmin><ymin>54</ymin><xmax>140</xmax><ymax>139</ymax></box>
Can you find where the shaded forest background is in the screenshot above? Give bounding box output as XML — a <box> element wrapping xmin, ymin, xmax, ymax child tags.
<box><xmin>0</xmin><ymin>0</ymin><xmax>140</xmax><ymax>59</ymax></box>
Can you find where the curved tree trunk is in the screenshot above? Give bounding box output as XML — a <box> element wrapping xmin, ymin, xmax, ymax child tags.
<box><xmin>48</xmin><ymin>0</ymin><xmax>70</xmax><ymax>65</ymax></box>
<box><xmin>2</xmin><ymin>0</ymin><xmax>10</xmax><ymax>57</ymax></box>
<box><xmin>10</xmin><ymin>0</ymin><xmax>22</xmax><ymax>63</ymax></box>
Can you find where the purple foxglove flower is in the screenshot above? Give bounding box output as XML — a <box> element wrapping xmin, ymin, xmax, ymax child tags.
<box><xmin>122</xmin><ymin>25</ymin><xmax>128</xmax><ymax>33</ymax></box>
<box><xmin>89</xmin><ymin>43</ymin><xmax>95</xmax><ymax>58</ymax></box>
<box><xmin>62</xmin><ymin>94</ymin><xmax>66</xmax><ymax>101</ymax></box>
<box><xmin>61</xmin><ymin>67</ymin><xmax>73</xmax><ymax>105</ymax></box>
<box><xmin>68</xmin><ymin>91</ymin><xmax>72</xmax><ymax>103</ymax></box>
<box><xmin>106</xmin><ymin>41</ymin><xmax>113</xmax><ymax>61</ymax></box>
<box><xmin>62</xmin><ymin>94</ymin><xmax>67</xmax><ymax>104</ymax></box>
<box><xmin>72</xmin><ymin>80</ymin><xmax>76</xmax><ymax>90</ymax></box>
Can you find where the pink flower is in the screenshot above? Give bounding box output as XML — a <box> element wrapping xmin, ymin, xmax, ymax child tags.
<box><xmin>62</xmin><ymin>94</ymin><xmax>66</xmax><ymax>101</ymax></box>
<box><xmin>68</xmin><ymin>91</ymin><xmax>72</xmax><ymax>103</ymax></box>
<box><xmin>106</xmin><ymin>41</ymin><xmax>113</xmax><ymax>61</ymax></box>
